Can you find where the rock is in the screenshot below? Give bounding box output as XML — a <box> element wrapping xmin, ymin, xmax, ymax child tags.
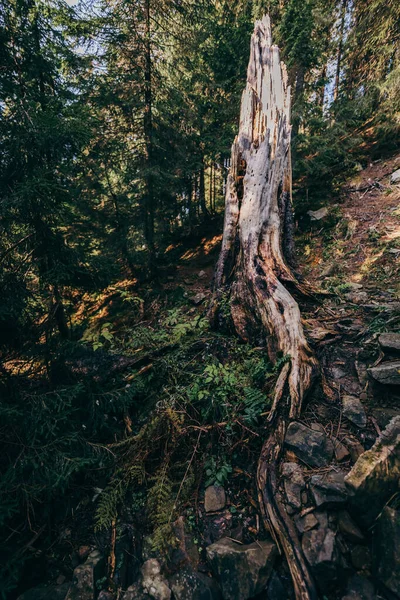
<box><xmin>343</xmin><ymin>436</ymin><xmax>365</xmax><ymax>463</ymax></box>
<box><xmin>169</xmin><ymin>567</ymin><xmax>221</xmax><ymax>600</ymax></box>
<box><xmin>308</xmin><ymin>207</ymin><xmax>329</xmax><ymax>221</ymax></box>
<box><xmin>345</xmin><ymin>416</ymin><xmax>400</xmax><ymax>526</ymax></box>
<box><xmin>198</xmin><ymin>270</ymin><xmax>206</xmax><ymax>278</ymax></box>
<box><xmin>190</xmin><ymin>292</ymin><xmax>207</xmax><ymax>305</ymax></box>
<box><xmin>205</xmin><ymin>486</ymin><xmax>226</xmax><ymax>513</ymax></box>
<box><xmin>121</xmin><ymin>584</ymin><xmax>147</xmax><ymax>600</ymax></box>
<box><xmin>67</xmin><ymin>550</ymin><xmax>104</xmax><ymax>600</ymax></box>
<box><xmin>56</xmin><ymin>576</ymin><xmax>66</xmax><ymax>585</ymax></box>
<box><xmin>342</xmin><ymin>395</ymin><xmax>367</xmax><ymax>428</ymax></box>
<box><xmin>266</xmin><ymin>571</ymin><xmax>287</xmax><ymax>600</ymax></box>
<box><xmin>309</xmin><ymin>471</ymin><xmax>348</xmax><ymax>507</ymax></box>
<box><xmin>98</xmin><ymin>593</ymin><xmax>116</xmax><ymax>600</ymax></box>
<box><xmin>141</xmin><ymin>559</ymin><xmax>171</xmax><ymax>600</ymax></box>
<box><xmin>281</xmin><ymin>462</ymin><xmax>305</xmax><ymax>509</ymax></box>
<box><xmin>17</xmin><ymin>584</ymin><xmax>70</xmax><ymax>600</ymax></box>
<box><xmin>77</xmin><ymin>545</ymin><xmax>92</xmax><ymax>562</ymax></box>
<box><xmin>285</xmin><ymin>422</ymin><xmax>334</xmax><ymax>467</ymax></box>
<box><xmin>204</xmin><ymin>510</ymin><xmax>233</xmax><ymax>544</ymax></box>
<box><xmin>378</xmin><ymin>333</ymin><xmax>400</xmax><ymax>352</ymax></box>
<box><xmin>344</xmin><ymin>291</ymin><xmax>368</xmax><ymax>304</ymax></box>
<box><xmin>337</xmin><ymin>511</ymin><xmax>364</xmax><ymax>543</ymax></box>
<box><xmin>390</xmin><ymin>168</ymin><xmax>400</xmax><ymax>184</ymax></box>
<box><xmin>371</xmin><ymin>407</ymin><xmax>399</xmax><ymax>429</ymax></box>
<box><xmin>295</xmin><ymin>512</ymin><xmax>319</xmax><ymax>534</ymax></box>
<box><xmin>334</xmin><ymin>439</ymin><xmax>350</xmax><ymax>462</ymax></box>
<box><xmin>169</xmin><ymin>516</ymin><xmax>200</xmax><ymax>571</ymax></box>
<box><xmin>302</xmin><ymin>527</ymin><xmax>339</xmax><ymax>592</ymax></box>
<box><xmin>351</xmin><ymin>545</ymin><xmax>371</xmax><ymax>571</ymax></box>
<box><xmin>373</xmin><ymin>506</ymin><xmax>400</xmax><ymax>597</ymax></box>
<box><xmin>368</xmin><ymin>360</ymin><xmax>400</xmax><ymax>385</ymax></box>
<box><xmin>341</xmin><ymin>574</ymin><xmax>375</xmax><ymax>600</ymax></box>
<box><xmin>206</xmin><ymin>537</ymin><xmax>277</xmax><ymax>600</ymax></box>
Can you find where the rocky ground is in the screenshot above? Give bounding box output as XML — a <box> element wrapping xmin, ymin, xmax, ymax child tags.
<box><xmin>16</xmin><ymin>160</ymin><xmax>400</xmax><ymax>600</ymax></box>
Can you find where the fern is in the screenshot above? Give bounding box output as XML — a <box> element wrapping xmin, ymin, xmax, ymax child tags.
<box><xmin>146</xmin><ymin>466</ymin><xmax>177</xmax><ymax>555</ymax></box>
<box><xmin>95</xmin><ymin>463</ymin><xmax>145</xmax><ymax>531</ymax></box>
<box><xmin>242</xmin><ymin>387</ymin><xmax>269</xmax><ymax>425</ymax></box>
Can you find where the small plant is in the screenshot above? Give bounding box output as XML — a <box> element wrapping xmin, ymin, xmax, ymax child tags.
<box><xmin>204</xmin><ymin>457</ymin><xmax>232</xmax><ymax>487</ymax></box>
<box><xmin>82</xmin><ymin>322</ymin><xmax>114</xmax><ymax>351</ymax></box>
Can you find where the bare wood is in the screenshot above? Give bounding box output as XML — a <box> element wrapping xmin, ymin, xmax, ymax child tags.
<box><xmin>210</xmin><ymin>15</ymin><xmax>318</xmax><ymax>417</ymax></box>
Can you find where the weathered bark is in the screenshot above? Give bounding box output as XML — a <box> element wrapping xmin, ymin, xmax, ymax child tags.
<box><xmin>210</xmin><ymin>15</ymin><xmax>317</xmax><ymax>419</ymax></box>
<box><xmin>210</xmin><ymin>17</ymin><xmax>319</xmax><ymax>600</ymax></box>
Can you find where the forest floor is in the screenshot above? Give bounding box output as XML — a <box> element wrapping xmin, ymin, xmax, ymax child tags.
<box><xmin>15</xmin><ymin>156</ymin><xmax>400</xmax><ymax>600</ymax></box>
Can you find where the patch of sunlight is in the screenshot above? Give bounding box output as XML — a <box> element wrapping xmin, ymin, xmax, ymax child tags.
<box><xmin>383</xmin><ymin>225</ymin><xmax>400</xmax><ymax>243</ymax></box>
<box><xmin>202</xmin><ymin>234</ymin><xmax>223</xmax><ymax>254</ymax></box>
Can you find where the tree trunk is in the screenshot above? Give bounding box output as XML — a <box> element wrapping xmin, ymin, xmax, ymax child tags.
<box><xmin>210</xmin><ymin>16</ymin><xmax>318</xmax><ymax>599</ymax></box>
<box><xmin>210</xmin><ymin>15</ymin><xmax>317</xmax><ymax>418</ymax></box>
<box><xmin>334</xmin><ymin>0</ymin><xmax>347</xmax><ymax>102</ymax></box>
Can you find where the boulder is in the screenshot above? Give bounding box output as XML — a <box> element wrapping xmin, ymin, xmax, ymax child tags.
<box><xmin>66</xmin><ymin>550</ymin><xmax>104</xmax><ymax>600</ymax></box>
<box><xmin>302</xmin><ymin>527</ymin><xmax>339</xmax><ymax>592</ymax></box>
<box><xmin>206</xmin><ymin>537</ymin><xmax>277</xmax><ymax>600</ymax></box>
<box><xmin>169</xmin><ymin>567</ymin><xmax>221</xmax><ymax>600</ymax></box>
<box><xmin>373</xmin><ymin>506</ymin><xmax>400</xmax><ymax>597</ymax></box>
<box><xmin>141</xmin><ymin>559</ymin><xmax>171</xmax><ymax>600</ymax></box>
<box><xmin>378</xmin><ymin>332</ymin><xmax>400</xmax><ymax>353</ymax></box>
<box><xmin>284</xmin><ymin>422</ymin><xmax>334</xmax><ymax>467</ymax></box>
<box><xmin>342</xmin><ymin>395</ymin><xmax>367</xmax><ymax>429</ymax></box>
<box><xmin>368</xmin><ymin>360</ymin><xmax>400</xmax><ymax>386</ymax></box>
<box><xmin>266</xmin><ymin>571</ymin><xmax>288</xmax><ymax>600</ymax></box>
<box><xmin>309</xmin><ymin>471</ymin><xmax>348</xmax><ymax>507</ymax></box>
<box><xmin>337</xmin><ymin>511</ymin><xmax>364</xmax><ymax>543</ymax></box>
<box><xmin>121</xmin><ymin>585</ymin><xmax>148</xmax><ymax>600</ymax></box>
<box><xmin>390</xmin><ymin>168</ymin><xmax>400</xmax><ymax>184</ymax></box>
<box><xmin>17</xmin><ymin>584</ymin><xmax>70</xmax><ymax>600</ymax></box>
<box><xmin>345</xmin><ymin>416</ymin><xmax>400</xmax><ymax>526</ymax></box>
<box><xmin>98</xmin><ymin>593</ymin><xmax>116</xmax><ymax>600</ymax></box>
<box><xmin>205</xmin><ymin>486</ymin><xmax>226</xmax><ymax>513</ymax></box>
<box><xmin>281</xmin><ymin>462</ymin><xmax>305</xmax><ymax>509</ymax></box>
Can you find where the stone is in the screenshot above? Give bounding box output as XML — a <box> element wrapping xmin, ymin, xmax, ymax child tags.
<box><xmin>206</xmin><ymin>537</ymin><xmax>277</xmax><ymax>600</ymax></box>
<box><xmin>344</xmin><ymin>291</ymin><xmax>368</xmax><ymax>304</ymax></box>
<box><xmin>295</xmin><ymin>512</ymin><xmax>318</xmax><ymax>534</ymax></box>
<box><xmin>284</xmin><ymin>422</ymin><xmax>334</xmax><ymax>468</ymax></box>
<box><xmin>342</xmin><ymin>395</ymin><xmax>367</xmax><ymax>428</ymax></box>
<box><xmin>345</xmin><ymin>416</ymin><xmax>400</xmax><ymax>526</ymax></box>
<box><xmin>67</xmin><ymin>550</ymin><xmax>104</xmax><ymax>600</ymax></box>
<box><xmin>141</xmin><ymin>559</ymin><xmax>171</xmax><ymax>600</ymax></box>
<box><xmin>368</xmin><ymin>360</ymin><xmax>400</xmax><ymax>385</ymax></box>
<box><xmin>343</xmin><ymin>436</ymin><xmax>364</xmax><ymax>463</ymax></box>
<box><xmin>198</xmin><ymin>270</ymin><xmax>206</xmax><ymax>278</ymax></box>
<box><xmin>98</xmin><ymin>593</ymin><xmax>116</xmax><ymax>600</ymax></box>
<box><xmin>371</xmin><ymin>407</ymin><xmax>399</xmax><ymax>429</ymax></box>
<box><xmin>337</xmin><ymin>511</ymin><xmax>364</xmax><ymax>543</ymax></box>
<box><xmin>374</xmin><ymin>506</ymin><xmax>400</xmax><ymax>597</ymax></box>
<box><xmin>351</xmin><ymin>545</ymin><xmax>371</xmax><ymax>571</ymax></box>
<box><xmin>302</xmin><ymin>527</ymin><xmax>339</xmax><ymax>592</ymax></box>
<box><xmin>77</xmin><ymin>545</ymin><xmax>92</xmax><ymax>561</ymax></box>
<box><xmin>308</xmin><ymin>207</ymin><xmax>329</xmax><ymax>221</ymax></box>
<box><xmin>190</xmin><ymin>292</ymin><xmax>207</xmax><ymax>305</ymax></box>
<box><xmin>169</xmin><ymin>567</ymin><xmax>221</xmax><ymax>600</ymax></box>
<box><xmin>334</xmin><ymin>439</ymin><xmax>350</xmax><ymax>462</ymax></box>
<box><xmin>17</xmin><ymin>584</ymin><xmax>70</xmax><ymax>600</ymax></box>
<box><xmin>121</xmin><ymin>584</ymin><xmax>147</xmax><ymax>600</ymax></box>
<box><xmin>205</xmin><ymin>486</ymin><xmax>226</xmax><ymax>513</ymax></box>
<box><xmin>266</xmin><ymin>571</ymin><xmax>287</xmax><ymax>600</ymax></box>
<box><xmin>309</xmin><ymin>471</ymin><xmax>348</xmax><ymax>507</ymax></box>
<box><xmin>390</xmin><ymin>168</ymin><xmax>400</xmax><ymax>184</ymax></box>
<box><xmin>169</xmin><ymin>516</ymin><xmax>200</xmax><ymax>570</ymax></box>
<box><xmin>281</xmin><ymin>462</ymin><xmax>305</xmax><ymax>509</ymax></box>
<box><xmin>341</xmin><ymin>574</ymin><xmax>375</xmax><ymax>600</ymax></box>
<box><xmin>379</xmin><ymin>332</ymin><xmax>400</xmax><ymax>352</ymax></box>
